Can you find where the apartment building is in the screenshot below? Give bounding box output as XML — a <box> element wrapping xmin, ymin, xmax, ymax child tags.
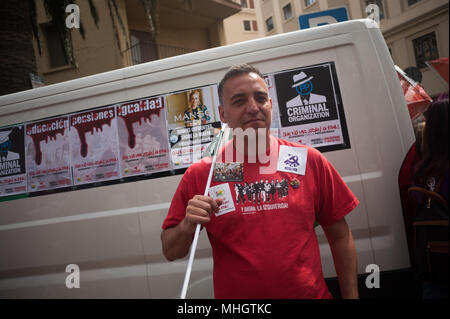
<box><xmin>222</xmin><ymin>0</ymin><xmax>262</xmax><ymax>44</ymax></box>
<box><xmin>256</xmin><ymin>0</ymin><xmax>449</xmax><ymax>96</ymax></box>
<box><xmin>31</xmin><ymin>0</ymin><xmax>241</xmax><ymax>86</ymax></box>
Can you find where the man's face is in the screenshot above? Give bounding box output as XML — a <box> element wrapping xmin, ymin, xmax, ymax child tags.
<box><xmin>219</xmin><ymin>72</ymin><xmax>272</xmax><ymax>131</ymax></box>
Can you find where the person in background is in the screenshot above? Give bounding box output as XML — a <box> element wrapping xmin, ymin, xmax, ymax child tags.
<box><xmin>398</xmin><ymin>113</ymin><xmax>426</xmax><ymax>271</ymax></box>
<box><xmin>413</xmin><ymin>96</ymin><xmax>449</xmax><ymax>202</ymax></box>
<box><xmin>412</xmin><ymin>95</ymin><xmax>449</xmax><ymax>299</ymax></box>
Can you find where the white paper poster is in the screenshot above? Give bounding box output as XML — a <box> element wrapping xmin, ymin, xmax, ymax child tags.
<box><xmin>116</xmin><ymin>96</ymin><xmax>171</xmax><ymax>177</ymax></box>
<box><xmin>70</xmin><ymin>106</ymin><xmax>120</xmax><ymax>185</ymax></box>
<box><xmin>25</xmin><ymin>116</ymin><xmax>72</xmax><ymax>192</ymax></box>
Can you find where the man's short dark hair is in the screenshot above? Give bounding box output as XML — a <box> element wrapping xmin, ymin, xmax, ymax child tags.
<box><xmin>218</xmin><ymin>64</ymin><xmax>264</xmax><ymax>106</ymax></box>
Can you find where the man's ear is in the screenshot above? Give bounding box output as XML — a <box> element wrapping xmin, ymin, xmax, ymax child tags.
<box><xmin>218</xmin><ymin>105</ymin><xmax>227</xmax><ymax>123</ymax></box>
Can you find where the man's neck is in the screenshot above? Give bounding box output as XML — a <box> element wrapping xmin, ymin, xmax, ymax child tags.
<box><xmin>232</xmin><ymin>128</ymin><xmax>272</xmax><ymax>157</ymax></box>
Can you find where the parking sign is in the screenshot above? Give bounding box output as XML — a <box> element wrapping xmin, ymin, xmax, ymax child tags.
<box><xmin>299</xmin><ymin>7</ymin><xmax>348</xmax><ymax>30</ymax></box>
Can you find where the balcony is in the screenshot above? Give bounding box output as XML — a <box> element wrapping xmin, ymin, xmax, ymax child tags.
<box><xmin>160</xmin><ymin>0</ymin><xmax>242</xmax><ymax>29</ymax></box>
<box><xmin>125</xmin><ymin>40</ymin><xmax>198</xmax><ymax>65</ymax></box>
<box><xmin>123</xmin><ymin>0</ymin><xmax>242</xmax><ymax>66</ymax></box>
<box><xmin>126</xmin><ymin>0</ymin><xmax>242</xmax><ymax>30</ymax></box>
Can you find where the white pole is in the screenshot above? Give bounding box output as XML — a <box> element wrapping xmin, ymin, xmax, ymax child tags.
<box><xmin>180</xmin><ymin>125</ymin><xmax>226</xmax><ymax>299</ymax></box>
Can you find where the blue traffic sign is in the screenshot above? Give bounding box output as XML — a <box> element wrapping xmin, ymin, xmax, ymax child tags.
<box><xmin>299</xmin><ymin>7</ymin><xmax>349</xmax><ymax>30</ymax></box>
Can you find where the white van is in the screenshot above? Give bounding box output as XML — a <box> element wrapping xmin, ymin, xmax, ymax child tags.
<box><xmin>0</xmin><ymin>19</ymin><xmax>414</xmax><ymax>298</ymax></box>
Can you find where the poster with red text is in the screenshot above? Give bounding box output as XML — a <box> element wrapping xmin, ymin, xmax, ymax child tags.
<box><xmin>263</xmin><ymin>74</ymin><xmax>282</xmax><ymax>135</ymax></box>
<box><xmin>70</xmin><ymin>106</ymin><xmax>120</xmax><ymax>185</ymax></box>
<box><xmin>116</xmin><ymin>96</ymin><xmax>171</xmax><ymax>177</ymax></box>
<box><xmin>25</xmin><ymin>116</ymin><xmax>72</xmax><ymax>192</ymax></box>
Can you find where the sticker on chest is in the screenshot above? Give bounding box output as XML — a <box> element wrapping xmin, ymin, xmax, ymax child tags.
<box><xmin>213</xmin><ymin>162</ymin><xmax>243</xmax><ymax>182</ymax></box>
<box><xmin>209</xmin><ymin>183</ymin><xmax>236</xmax><ymax>216</ymax></box>
<box><xmin>277</xmin><ymin>145</ymin><xmax>307</xmax><ymax>175</ymax></box>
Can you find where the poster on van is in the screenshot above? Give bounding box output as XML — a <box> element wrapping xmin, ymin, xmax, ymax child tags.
<box><xmin>273</xmin><ymin>62</ymin><xmax>350</xmax><ymax>151</ymax></box>
<box><xmin>166</xmin><ymin>85</ymin><xmax>222</xmax><ymax>168</ymax></box>
<box><xmin>0</xmin><ymin>125</ymin><xmax>27</xmax><ymax>197</ymax></box>
<box><xmin>263</xmin><ymin>74</ymin><xmax>282</xmax><ymax>132</ymax></box>
<box><xmin>116</xmin><ymin>96</ymin><xmax>171</xmax><ymax>177</ymax></box>
<box><xmin>70</xmin><ymin>106</ymin><xmax>120</xmax><ymax>185</ymax></box>
<box><xmin>25</xmin><ymin>116</ymin><xmax>73</xmax><ymax>192</ymax></box>
<box><xmin>168</xmin><ymin>122</ymin><xmax>222</xmax><ymax>168</ymax></box>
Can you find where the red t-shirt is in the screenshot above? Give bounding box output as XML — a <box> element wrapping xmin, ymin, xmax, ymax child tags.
<box><xmin>162</xmin><ymin>137</ymin><xmax>359</xmax><ymax>298</ymax></box>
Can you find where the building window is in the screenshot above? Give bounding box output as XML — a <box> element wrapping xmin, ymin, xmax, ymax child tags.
<box><xmin>42</xmin><ymin>24</ymin><xmax>69</xmax><ymax>68</ymax></box>
<box><xmin>243</xmin><ymin>20</ymin><xmax>251</xmax><ymax>31</ymax></box>
<box><xmin>240</xmin><ymin>0</ymin><xmax>248</xmax><ymax>8</ymax></box>
<box><xmin>408</xmin><ymin>0</ymin><xmax>421</xmax><ymax>5</ymax></box>
<box><xmin>265</xmin><ymin>16</ymin><xmax>274</xmax><ymax>32</ymax></box>
<box><xmin>365</xmin><ymin>0</ymin><xmax>385</xmax><ymax>20</ymax></box>
<box><xmin>283</xmin><ymin>3</ymin><xmax>293</xmax><ymax>20</ymax></box>
<box><xmin>304</xmin><ymin>0</ymin><xmax>316</xmax><ymax>7</ymax></box>
<box><xmin>413</xmin><ymin>32</ymin><xmax>439</xmax><ymax>69</ymax></box>
<box><xmin>249</xmin><ymin>0</ymin><xmax>255</xmax><ymax>9</ymax></box>
<box><xmin>243</xmin><ymin>20</ymin><xmax>258</xmax><ymax>32</ymax></box>
<box><xmin>130</xmin><ymin>30</ymin><xmax>158</xmax><ymax>64</ymax></box>
<box><xmin>252</xmin><ymin>20</ymin><xmax>258</xmax><ymax>31</ymax></box>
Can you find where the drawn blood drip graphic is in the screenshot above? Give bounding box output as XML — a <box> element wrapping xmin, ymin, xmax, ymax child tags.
<box><xmin>71</xmin><ymin>108</ymin><xmax>115</xmax><ymax>158</ymax></box>
<box><xmin>117</xmin><ymin>97</ymin><xmax>163</xmax><ymax>149</ymax></box>
<box><xmin>26</xmin><ymin>118</ymin><xmax>68</xmax><ymax>166</ymax></box>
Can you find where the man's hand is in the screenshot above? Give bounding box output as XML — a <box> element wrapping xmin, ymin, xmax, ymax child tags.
<box><xmin>181</xmin><ymin>195</ymin><xmax>223</xmax><ymax>234</ymax></box>
<box><xmin>161</xmin><ymin>195</ymin><xmax>223</xmax><ymax>261</ymax></box>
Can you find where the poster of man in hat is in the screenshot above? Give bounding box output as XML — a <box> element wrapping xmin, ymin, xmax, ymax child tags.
<box><xmin>286</xmin><ymin>71</ymin><xmax>327</xmax><ymax>108</ymax></box>
<box><xmin>273</xmin><ymin>62</ymin><xmax>350</xmax><ymax>151</ymax></box>
<box><xmin>0</xmin><ymin>125</ymin><xmax>27</xmax><ymax>197</ymax></box>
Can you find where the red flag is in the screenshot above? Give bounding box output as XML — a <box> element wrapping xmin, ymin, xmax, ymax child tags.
<box><xmin>395</xmin><ymin>66</ymin><xmax>433</xmax><ymax>120</ymax></box>
<box><xmin>426</xmin><ymin>57</ymin><xmax>449</xmax><ymax>86</ymax></box>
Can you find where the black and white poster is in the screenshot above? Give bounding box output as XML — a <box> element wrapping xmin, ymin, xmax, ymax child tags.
<box><xmin>0</xmin><ymin>125</ymin><xmax>27</xmax><ymax>197</ymax></box>
<box><xmin>273</xmin><ymin>62</ymin><xmax>350</xmax><ymax>151</ymax></box>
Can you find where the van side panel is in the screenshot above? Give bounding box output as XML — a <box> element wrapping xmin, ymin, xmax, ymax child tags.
<box><xmin>0</xmin><ymin>20</ymin><xmax>414</xmax><ymax>298</ymax></box>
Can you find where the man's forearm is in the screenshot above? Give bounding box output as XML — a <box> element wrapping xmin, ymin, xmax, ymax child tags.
<box><xmin>161</xmin><ymin>219</ymin><xmax>194</xmax><ymax>261</ymax></box>
<box><xmin>162</xmin><ymin>196</ymin><xmax>219</xmax><ymax>261</ymax></box>
<box><xmin>330</xmin><ymin>231</ymin><xmax>359</xmax><ymax>298</ymax></box>
<box><xmin>324</xmin><ymin>218</ymin><xmax>359</xmax><ymax>299</ymax></box>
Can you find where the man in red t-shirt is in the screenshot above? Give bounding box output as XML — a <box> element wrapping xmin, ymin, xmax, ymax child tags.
<box><xmin>161</xmin><ymin>64</ymin><xmax>359</xmax><ymax>299</ymax></box>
